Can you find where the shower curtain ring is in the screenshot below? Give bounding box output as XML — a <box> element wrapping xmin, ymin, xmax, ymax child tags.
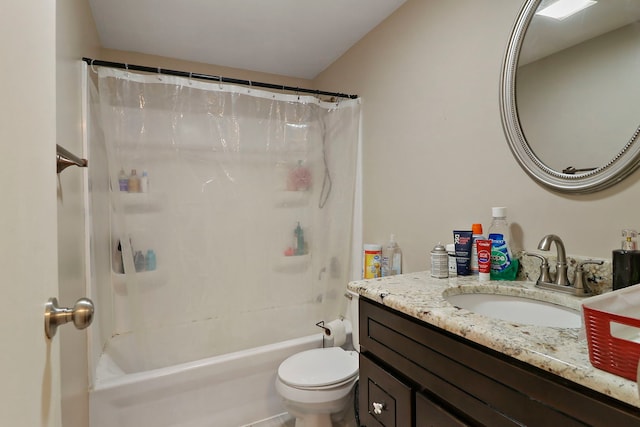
<box><xmin>218</xmin><ymin>75</ymin><xmax>223</xmax><ymax>89</ymax></box>
<box><xmin>90</xmin><ymin>59</ymin><xmax>97</xmax><ymax>74</ymax></box>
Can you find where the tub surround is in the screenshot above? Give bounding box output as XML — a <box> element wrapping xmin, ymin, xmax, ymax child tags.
<box><xmin>347</xmin><ymin>272</ymin><xmax>639</xmax><ymax>408</ymax></box>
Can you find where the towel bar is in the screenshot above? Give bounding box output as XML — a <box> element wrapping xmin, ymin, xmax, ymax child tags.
<box><xmin>56</xmin><ymin>144</ymin><xmax>88</xmax><ymax>174</ymax></box>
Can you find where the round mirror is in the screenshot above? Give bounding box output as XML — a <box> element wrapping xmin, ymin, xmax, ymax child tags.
<box><xmin>500</xmin><ymin>0</ymin><xmax>640</xmax><ymax>193</ymax></box>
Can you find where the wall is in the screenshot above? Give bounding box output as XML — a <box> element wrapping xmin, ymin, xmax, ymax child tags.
<box><xmin>56</xmin><ymin>1</ymin><xmax>101</xmax><ymax>427</ymax></box>
<box><xmin>314</xmin><ymin>0</ymin><xmax>640</xmax><ymax>270</ymax></box>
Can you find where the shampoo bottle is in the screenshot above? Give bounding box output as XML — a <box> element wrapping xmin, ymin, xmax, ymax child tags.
<box><xmin>128</xmin><ymin>169</ymin><xmax>140</xmax><ymax>193</ymax></box>
<box><xmin>134</xmin><ymin>250</ymin><xmax>146</xmax><ymax>272</ymax></box>
<box><xmin>488</xmin><ymin>207</ymin><xmax>519</xmax><ymax>280</ymax></box>
<box><xmin>146</xmin><ymin>249</ymin><xmax>157</xmax><ymax>271</ymax></box>
<box><xmin>382</xmin><ymin>234</ymin><xmax>402</xmax><ymax>276</ymax></box>
<box><xmin>118</xmin><ymin>169</ymin><xmax>129</xmax><ymax>192</ymax></box>
<box><xmin>140</xmin><ymin>170</ymin><xmax>149</xmax><ymax>193</ymax></box>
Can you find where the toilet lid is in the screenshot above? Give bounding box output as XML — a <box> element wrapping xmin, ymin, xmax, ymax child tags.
<box><xmin>278</xmin><ymin>347</ymin><xmax>358</xmax><ymax>388</ymax></box>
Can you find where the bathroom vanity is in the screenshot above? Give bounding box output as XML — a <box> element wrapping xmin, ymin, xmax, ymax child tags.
<box><xmin>349</xmin><ymin>273</ymin><xmax>640</xmax><ymax>426</ymax></box>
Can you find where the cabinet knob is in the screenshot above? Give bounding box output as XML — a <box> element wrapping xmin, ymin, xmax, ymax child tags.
<box><xmin>372</xmin><ymin>401</ymin><xmax>385</xmax><ymax>415</ymax></box>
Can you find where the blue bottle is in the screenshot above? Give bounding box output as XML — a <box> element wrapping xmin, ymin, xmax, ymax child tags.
<box><xmin>134</xmin><ymin>250</ymin><xmax>146</xmax><ymax>272</ymax></box>
<box><xmin>146</xmin><ymin>249</ymin><xmax>157</xmax><ymax>271</ymax></box>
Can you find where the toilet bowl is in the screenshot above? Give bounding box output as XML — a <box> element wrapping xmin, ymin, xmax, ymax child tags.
<box><xmin>275</xmin><ymin>291</ymin><xmax>359</xmax><ymax>427</ymax></box>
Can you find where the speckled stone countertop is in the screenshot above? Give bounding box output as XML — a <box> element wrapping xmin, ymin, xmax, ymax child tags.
<box><xmin>347</xmin><ymin>272</ymin><xmax>640</xmax><ymax>408</ymax></box>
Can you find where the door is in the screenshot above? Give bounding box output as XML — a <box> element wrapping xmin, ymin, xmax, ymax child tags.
<box><xmin>0</xmin><ymin>2</ymin><xmax>61</xmax><ymax>426</ymax></box>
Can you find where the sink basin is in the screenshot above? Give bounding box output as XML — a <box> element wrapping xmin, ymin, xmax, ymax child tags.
<box><xmin>444</xmin><ymin>293</ymin><xmax>582</xmax><ymax>328</ymax></box>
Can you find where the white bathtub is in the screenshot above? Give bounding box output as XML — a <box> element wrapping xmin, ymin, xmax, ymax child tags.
<box><xmin>89</xmin><ymin>333</ymin><xmax>324</xmax><ymax>427</ymax></box>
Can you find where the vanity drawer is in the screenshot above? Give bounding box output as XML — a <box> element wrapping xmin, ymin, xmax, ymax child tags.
<box><xmin>359</xmin><ymin>353</ymin><xmax>412</xmax><ymax>427</ymax></box>
<box><xmin>415</xmin><ymin>392</ymin><xmax>468</xmax><ymax>427</ymax></box>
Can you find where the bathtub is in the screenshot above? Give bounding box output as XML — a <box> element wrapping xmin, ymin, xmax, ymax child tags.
<box><xmin>89</xmin><ymin>333</ymin><xmax>323</xmax><ymax>427</ymax></box>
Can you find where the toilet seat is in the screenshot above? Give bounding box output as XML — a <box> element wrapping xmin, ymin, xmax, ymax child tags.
<box><xmin>278</xmin><ymin>347</ymin><xmax>358</xmax><ymax>389</ymax></box>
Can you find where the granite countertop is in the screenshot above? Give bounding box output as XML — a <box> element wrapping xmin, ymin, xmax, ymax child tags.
<box><xmin>347</xmin><ymin>271</ymin><xmax>640</xmax><ymax>408</ymax></box>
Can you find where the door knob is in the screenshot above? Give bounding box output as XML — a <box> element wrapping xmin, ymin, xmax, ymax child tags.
<box><xmin>44</xmin><ymin>297</ymin><xmax>94</xmax><ymax>339</ymax></box>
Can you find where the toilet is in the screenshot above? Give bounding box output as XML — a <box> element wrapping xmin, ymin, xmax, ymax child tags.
<box><xmin>275</xmin><ymin>291</ymin><xmax>359</xmax><ymax>427</ymax></box>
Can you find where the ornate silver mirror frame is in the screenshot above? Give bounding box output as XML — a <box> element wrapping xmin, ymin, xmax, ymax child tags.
<box><xmin>500</xmin><ymin>0</ymin><xmax>640</xmax><ymax>193</ymax></box>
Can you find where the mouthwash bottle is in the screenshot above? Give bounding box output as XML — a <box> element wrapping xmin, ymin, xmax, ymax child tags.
<box><xmin>488</xmin><ymin>207</ymin><xmax>519</xmax><ymax>280</ymax></box>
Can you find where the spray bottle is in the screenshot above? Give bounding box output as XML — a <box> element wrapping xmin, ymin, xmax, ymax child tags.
<box><xmin>382</xmin><ymin>234</ymin><xmax>402</xmax><ymax>276</ymax></box>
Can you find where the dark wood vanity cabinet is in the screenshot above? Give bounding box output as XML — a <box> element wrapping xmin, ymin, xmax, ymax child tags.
<box><xmin>358</xmin><ymin>298</ymin><xmax>640</xmax><ymax>427</ymax></box>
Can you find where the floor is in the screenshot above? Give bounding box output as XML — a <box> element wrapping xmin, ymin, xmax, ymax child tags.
<box><xmin>243</xmin><ymin>403</ymin><xmax>358</xmax><ymax>427</ymax></box>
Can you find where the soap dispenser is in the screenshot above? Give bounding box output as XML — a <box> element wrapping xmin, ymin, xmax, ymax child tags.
<box><xmin>612</xmin><ymin>229</ymin><xmax>640</xmax><ymax>290</ymax></box>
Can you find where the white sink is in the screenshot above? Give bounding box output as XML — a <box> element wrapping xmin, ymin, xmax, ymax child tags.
<box><xmin>444</xmin><ymin>293</ymin><xmax>582</xmax><ymax>328</ymax></box>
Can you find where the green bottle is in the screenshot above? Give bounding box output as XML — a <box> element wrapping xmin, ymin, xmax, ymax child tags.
<box><xmin>295</xmin><ymin>222</ymin><xmax>305</xmax><ymax>256</ymax></box>
<box><xmin>488</xmin><ymin>207</ymin><xmax>519</xmax><ymax>281</ymax></box>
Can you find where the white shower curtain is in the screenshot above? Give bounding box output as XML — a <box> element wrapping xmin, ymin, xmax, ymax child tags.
<box><xmin>91</xmin><ymin>66</ymin><xmax>360</xmax><ymax>370</ymax></box>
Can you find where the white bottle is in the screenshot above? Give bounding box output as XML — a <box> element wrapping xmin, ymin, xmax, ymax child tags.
<box><xmin>382</xmin><ymin>234</ymin><xmax>402</xmax><ymax>276</ymax></box>
<box><xmin>140</xmin><ymin>170</ymin><xmax>149</xmax><ymax>193</ymax></box>
<box><xmin>446</xmin><ymin>243</ymin><xmax>457</xmax><ymax>277</ymax></box>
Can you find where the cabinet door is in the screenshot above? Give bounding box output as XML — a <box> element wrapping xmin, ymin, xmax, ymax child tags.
<box><xmin>359</xmin><ymin>354</ymin><xmax>412</xmax><ymax>427</ymax></box>
<box><xmin>415</xmin><ymin>392</ymin><xmax>468</xmax><ymax>427</ymax></box>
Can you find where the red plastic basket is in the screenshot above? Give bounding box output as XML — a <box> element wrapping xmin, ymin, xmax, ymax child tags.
<box><xmin>583</xmin><ymin>304</ymin><xmax>640</xmax><ymax>381</ymax></box>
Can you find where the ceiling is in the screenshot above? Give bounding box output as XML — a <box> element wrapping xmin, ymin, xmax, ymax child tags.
<box><xmin>88</xmin><ymin>0</ymin><xmax>407</xmax><ymax>79</ymax></box>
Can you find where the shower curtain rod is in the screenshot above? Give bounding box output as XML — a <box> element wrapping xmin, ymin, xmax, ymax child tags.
<box><xmin>82</xmin><ymin>57</ymin><xmax>358</xmax><ymax>99</ymax></box>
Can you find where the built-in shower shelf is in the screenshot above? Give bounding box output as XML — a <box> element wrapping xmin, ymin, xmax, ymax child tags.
<box><xmin>111</xmin><ymin>269</ymin><xmax>165</xmax><ymax>295</ymax></box>
<box><xmin>274</xmin><ymin>190</ymin><xmax>310</xmax><ymax>208</ymax></box>
<box><xmin>113</xmin><ymin>192</ymin><xmax>166</xmax><ymax>214</ymax></box>
<box><xmin>274</xmin><ymin>253</ymin><xmax>310</xmax><ymax>273</ymax></box>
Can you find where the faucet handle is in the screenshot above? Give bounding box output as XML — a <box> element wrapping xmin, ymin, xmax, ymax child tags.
<box><xmin>577</xmin><ymin>259</ymin><xmax>604</xmax><ymax>271</ymax></box>
<box><xmin>524</xmin><ymin>252</ymin><xmax>552</xmax><ymax>283</ymax></box>
<box><xmin>574</xmin><ymin>259</ymin><xmax>604</xmax><ymax>295</ymax></box>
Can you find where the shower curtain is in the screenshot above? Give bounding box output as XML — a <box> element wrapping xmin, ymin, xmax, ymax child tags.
<box><xmin>91</xmin><ymin>66</ymin><xmax>360</xmax><ymax>370</ymax></box>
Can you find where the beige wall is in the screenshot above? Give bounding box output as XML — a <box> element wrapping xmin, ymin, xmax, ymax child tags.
<box><xmin>56</xmin><ymin>1</ymin><xmax>101</xmax><ymax>427</ymax></box>
<box><xmin>315</xmin><ymin>0</ymin><xmax>640</xmax><ymax>271</ymax></box>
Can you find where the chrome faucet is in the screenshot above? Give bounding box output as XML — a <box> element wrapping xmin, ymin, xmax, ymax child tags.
<box><xmin>537</xmin><ymin>234</ymin><xmax>569</xmax><ymax>286</ymax></box>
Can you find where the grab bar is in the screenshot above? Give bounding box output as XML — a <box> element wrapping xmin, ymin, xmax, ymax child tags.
<box><xmin>57</xmin><ymin>144</ymin><xmax>88</xmax><ymax>174</ymax></box>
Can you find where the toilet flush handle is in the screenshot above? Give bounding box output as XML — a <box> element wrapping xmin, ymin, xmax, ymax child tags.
<box><xmin>372</xmin><ymin>401</ymin><xmax>386</xmax><ymax>415</ymax></box>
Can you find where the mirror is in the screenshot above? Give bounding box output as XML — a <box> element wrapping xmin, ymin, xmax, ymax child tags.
<box><xmin>500</xmin><ymin>0</ymin><xmax>640</xmax><ymax>193</ymax></box>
